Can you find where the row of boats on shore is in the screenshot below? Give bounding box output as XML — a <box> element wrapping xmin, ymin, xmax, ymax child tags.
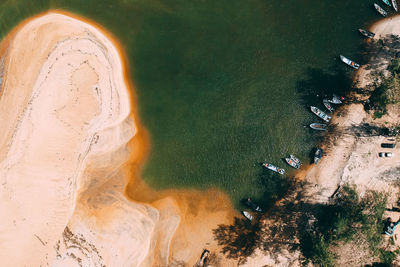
<box><xmin>339</xmin><ymin>1</ymin><xmax>399</xmax><ymax>71</ymax></box>
<box><xmin>241</xmin><ymin>1</ymin><xmax>396</xmax><ymax>221</ymax></box>
<box><xmin>375</xmin><ymin>0</ymin><xmax>398</xmax><ymax>17</ymax></box>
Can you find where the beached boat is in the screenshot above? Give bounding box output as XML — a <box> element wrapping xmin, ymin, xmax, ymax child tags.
<box><xmin>358</xmin><ymin>28</ymin><xmax>376</xmax><ymax>38</ymax></box>
<box><xmin>393</xmin><ymin>0</ymin><xmax>398</xmax><ymax>11</ymax></box>
<box><xmin>310</xmin><ymin>123</ymin><xmax>327</xmax><ymax>131</ymax></box>
<box><xmin>245</xmin><ymin>198</ymin><xmax>262</xmax><ymax>212</ymax></box>
<box><xmin>323</xmin><ymin>99</ymin><xmax>334</xmax><ymax>112</ymax></box>
<box><xmin>375</xmin><ymin>3</ymin><xmax>388</xmax><ymax>16</ymax></box>
<box><xmin>383</xmin><ymin>0</ymin><xmax>392</xmax><ymax>6</ymax></box>
<box><xmin>328</xmin><ymin>94</ymin><xmax>343</xmax><ymax>104</ymax></box>
<box><xmin>340</xmin><ymin>55</ymin><xmax>360</xmax><ymax>69</ymax></box>
<box><xmin>310</xmin><ymin>106</ymin><xmax>331</xmax><ymax>122</ymax></box>
<box><xmin>262</xmin><ymin>162</ymin><xmax>285</xmax><ymax>175</ymax></box>
<box><xmin>285</xmin><ymin>154</ymin><xmax>301</xmax><ymax>169</ymax></box>
<box><xmin>314</xmin><ymin>148</ymin><xmax>323</xmax><ymax>165</ymax></box>
<box><xmin>241</xmin><ymin>211</ymin><xmax>253</xmax><ymax>221</ymax></box>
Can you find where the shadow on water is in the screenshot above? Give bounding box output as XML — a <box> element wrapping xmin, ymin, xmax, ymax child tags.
<box><xmin>295</xmin><ymin>65</ymin><xmax>354</xmax><ymax>109</ymax></box>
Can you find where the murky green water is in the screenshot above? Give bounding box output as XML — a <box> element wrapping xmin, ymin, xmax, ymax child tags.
<box><xmin>0</xmin><ymin>0</ymin><xmax>389</xmax><ymax>207</ymax></box>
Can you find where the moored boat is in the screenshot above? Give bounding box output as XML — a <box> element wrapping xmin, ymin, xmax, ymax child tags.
<box><xmin>340</xmin><ymin>55</ymin><xmax>360</xmax><ymax>69</ymax></box>
<box><xmin>262</xmin><ymin>162</ymin><xmax>285</xmax><ymax>175</ymax></box>
<box><xmin>310</xmin><ymin>123</ymin><xmax>327</xmax><ymax>131</ymax></box>
<box><xmin>314</xmin><ymin>148</ymin><xmax>323</xmax><ymax>164</ymax></box>
<box><xmin>375</xmin><ymin>3</ymin><xmax>388</xmax><ymax>16</ymax></box>
<box><xmin>310</xmin><ymin>106</ymin><xmax>331</xmax><ymax>122</ymax></box>
<box><xmin>393</xmin><ymin>0</ymin><xmax>398</xmax><ymax>11</ymax></box>
<box><xmin>241</xmin><ymin>211</ymin><xmax>253</xmax><ymax>221</ymax></box>
<box><xmin>358</xmin><ymin>28</ymin><xmax>376</xmax><ymax>38</ymax></box>
<box><xmin>328</xmin><ymin>94</ymin><xmax>343</xmax><ymax>104</ymax></box>
<box><xmin>246</xmin><ymin>198</ymin><xmax>262</xmax><ymax>212</ymax></box>
<box><xmin>383</xmin><ymin>0</ymin><xmax>392</xmax><ymax>6</ymax></box>
<box><xmin>323</xmin><ymin>99</ymin><xmax>334</xmax><ymax>112</ymax></box>
<box><xmin>285</xmin><ymin>154</ymin><xmax>301</xmax><ymax>169</ymax></box>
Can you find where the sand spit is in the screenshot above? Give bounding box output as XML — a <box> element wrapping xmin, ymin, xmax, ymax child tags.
<box><xmin>0</xmin><ymin>11</ymin><xmax>239</xmax><ymax>267</ymax></box>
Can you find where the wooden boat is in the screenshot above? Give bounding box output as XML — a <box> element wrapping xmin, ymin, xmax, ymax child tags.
<box><xmin>340</xmin><ymin>55</ymin><xmax>360</xmax><ymax>69</ymax></box>
<box><xmin>310</xmin><ymin>123</ymin><xmax>327</xmax><ymax>131</ymax></box>
<box><xmin>383</xmin><ymin>0</ymin><xmax>392</xmax><ymax>6</ymax></box>
<box><xmin>314</xmin><ymin>148</ymin><xmax>323</xmax><ymax>165</ymax></box>
<box><xmin>241</xmin><ymin>211</ymin><xmax>253</xmax><ymax>221</ymax></box>
<box><xmin>375</xmin><ymin>3</ymin><xmax>388</xmax><ymax>16</ymax></box>
<box><xmin>285</xmin><ymin>154</ymin><xmax>301</xmax><ymax>169</ymax></box>
<box><xmin>262</xmin><ymin>162</ymin><xmax>285</xmax><ymax>175</ymax></box>
<box><xmin>310</xmin><ymin>106</ymin><xmax>331</xmax><ymax>122</ymax></box>
<box><xmin>323</xmin><ymin>99</ymin><xmax>334</xmax><ymax>112</ymax></box>
<box><xmin>328</xmin><ymin>94</ymin><xmax>343</xmax><ymax>104</ymax></box>
<box><xmin>358</xmin><ymin>28</ymin><xmax>376</xmax><ymax>38</ymax></box>
<box><xmin>393</xmin><ymin>0</ymin><xmax>398</xmax><ymax>11</ymax></box>
<box><xmin>245</xmin><ymin>198</ymin><xmax>262</xmax><ymax>212</ymax></box>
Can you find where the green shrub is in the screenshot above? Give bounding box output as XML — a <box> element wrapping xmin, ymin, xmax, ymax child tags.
<box><xmin>373</xmin><ymin>111</ymin><xmax>384</xmax><ymax>119</ymax></box>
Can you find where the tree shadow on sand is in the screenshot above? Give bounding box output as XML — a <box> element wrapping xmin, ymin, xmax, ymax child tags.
<box><xmin>212</xmin><ymin>180</ymin><xmax>318</xmax><ymax>264</ymax></box>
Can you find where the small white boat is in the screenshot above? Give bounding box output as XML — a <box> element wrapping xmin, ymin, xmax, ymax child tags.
<box><xmin>262</xmin><ymin>162</ymin><xmax>285</xmax><ymax>175</ymax></box>
<box><xmin>246</xmin><ymin>198</ymin><xmax>262</xmax><ymax>212</ymax></box>
<box><xmin>393</xmin><ymin>0</ymin><xmax>398</xmax><ymax>11</ymax></box>
<box><xmin>310</xmin><ymin>123</ymin><xmax>327</xmax><ymax>131</ymax></box>
<box><xmin>310</xmin><ymin>106</ymin><xmax>331</xmax><ymax>122</ymax></box>
<box><xmin>323</xmin><ymin>99</ymin><xmax>334</xmax><ymax>112</ymax></box>
<box><xmin>358</xmin><ymin>28</ymin><xmax>376</xmax><ymax>38</ymax></box>
<box><xmin>314</xmin><ymin>148</ymin><xmax>323</xmax><ymax>165</ymax></box>
<box><xmin>242</xmin><ymin>211</ymin><xmax>253</xmax><ymax>221</ymax></box>
<box><xmin>340</xmin><ymin>55</ymin><xmax>360</xmax><ymax>69</ymax></box>
<box><xmin>285</xmin><ymin>154</ymin><xmax>301</xmax><ymax>169</ymax></box>
<box><xmin>375</xmin><ymin>3</ymin><xmax>388</xmax><ymax>16</ymax></box>
<box><xmin>328</xmin><ymin>94</ymin><xmax>343</xmax><ymax>104</ymax></box>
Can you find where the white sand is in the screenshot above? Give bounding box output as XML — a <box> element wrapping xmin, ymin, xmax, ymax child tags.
<box><xmin>0</xmin><ymin>12</ymin><xmax>160</xmax><ymax>266</ymax></box>
<box><xmin>0</xmin><ymin>11</ymin><xmax>237</xmax><ymax>267</ymax></box>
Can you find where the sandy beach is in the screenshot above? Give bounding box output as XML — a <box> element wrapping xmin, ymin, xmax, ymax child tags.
<box><xmin>0</xmin><ymin>11</ymin><xmax>236</xmax><ymax>267</ymax></box>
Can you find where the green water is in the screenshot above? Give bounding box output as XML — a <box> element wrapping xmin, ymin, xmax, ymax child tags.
<box><xmin>0</xmin><ymin>0</ymin><xmax>388</xmax><ymax>207</ymax></box>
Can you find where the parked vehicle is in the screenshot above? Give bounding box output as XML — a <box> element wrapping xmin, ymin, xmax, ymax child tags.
<box><xmin>379</xmin><ymin>152</ymin><xmax>393</xmax><ymax>157</ymax></box>
<box><xmin>381</xmin><ymin>143</ymin><xmax>396</xmax><ymax>148</ymax></box>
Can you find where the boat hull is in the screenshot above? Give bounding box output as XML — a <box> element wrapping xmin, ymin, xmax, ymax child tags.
<box><xmin>323</xmin><ymin>99</ymin><xmax>334</xmax><ymax>112</ymax></box>
<box><xmin>393</xmin><ymin>0</ymin><xmax>398</xmax><ymax>11</ymax></box>
<box><xmin>310</xmin><ymin>123</ymin><xmax>327</xmax><ymax>131</ymax></box>
<box><xmin>358</xmin><ymin>28</ymin><xmax>376</xmax><ymax>38</ymax></box>
<box><xmin>340</xmin><ymin>55</ymin><xmax>360</xmax><ymax>69</ymax></box>
<box><xmin>375</xmin><ymin>3</ymin><xmax>388</xmax><ymax>16</ymax></box>
<box><xmin>263</xmin><ymin>163</ymin><xmax>285</xmax><ymax>175</ymax></box>
<box><xmin>310</xmin><ymin>106</ymin><xmax>331</xmax><ymax>122</ymax></box>
<box><xmin>383</xmin><ymin>0</ymin><xmax>391</xmax><ymax>6</ymax></box>
<box><xmin>314</xmin><ymin>148</ymin><xmax>323</xmax><ymax>164</ymax></box>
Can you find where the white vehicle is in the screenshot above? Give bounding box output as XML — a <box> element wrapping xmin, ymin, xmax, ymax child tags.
<box><xmin>379</xmin><ymin>152</ymin><xmax>393</xmax><ymax>157</ymax></box>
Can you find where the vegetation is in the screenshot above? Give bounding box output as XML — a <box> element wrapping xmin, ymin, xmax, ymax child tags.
<box><xmin>370</xmin><ymin>58</ymin><xmax>400</xmax><ymax>114</ymax></box>
<box><xmin>213</xmin><ymin>182</ymin><xmax>396</xmax><ymax>266</ymax></box>
<box><xmin>300</xmin><ymin>185</ymin><xmax>388</xmax><ymax>266</ymax></box>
